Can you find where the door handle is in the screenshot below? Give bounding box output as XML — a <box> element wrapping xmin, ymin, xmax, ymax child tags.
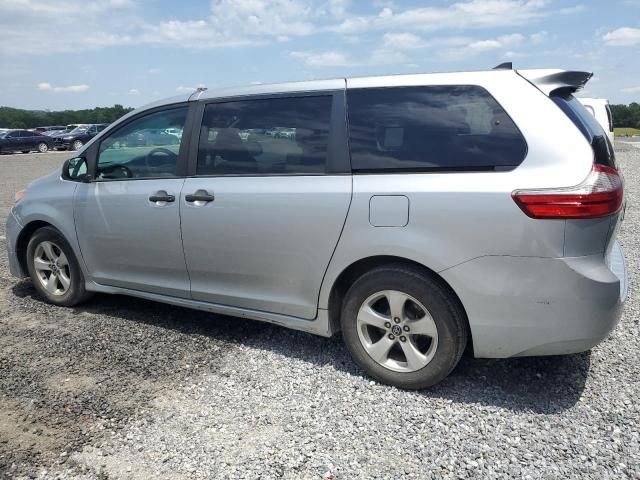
<box><xmin>185</xmin><ymin>190</ymin><xmax>215</xmax><ymax>203</ymax></box>
<box><xmin>149</xmin><ymin>191</ymin><xmax>175</xmax><ymax>203</ymax></box>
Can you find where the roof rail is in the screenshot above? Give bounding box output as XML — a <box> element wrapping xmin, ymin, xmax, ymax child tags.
<box><xmin>189</xmin><ymin>86</ymin><xmax>208</xmax><ymax>101</ymax></box>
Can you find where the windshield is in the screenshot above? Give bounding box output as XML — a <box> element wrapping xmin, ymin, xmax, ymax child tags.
<box><xmin>69</xmin><ymin>126</ymin><xmax>89</xmax><ymax>134</ymax></box>
<box><xmin>0</xmin><ymin>131</ymin><xmax>8</xmax><ymax>139</ymax></box>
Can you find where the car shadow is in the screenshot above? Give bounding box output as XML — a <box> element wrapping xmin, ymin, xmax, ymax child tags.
<box><xmin>12</xmin><ymin>280</ymin><xmax>590</xmax><ymax>414</ymax></box>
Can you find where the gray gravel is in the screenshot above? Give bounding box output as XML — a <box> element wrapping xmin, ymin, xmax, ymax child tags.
<box><xmin>1</xmin><ymin>147</ymin><xmax>639</xmax><ymax>479</ymax></box>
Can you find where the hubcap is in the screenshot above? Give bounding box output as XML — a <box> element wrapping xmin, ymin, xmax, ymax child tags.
<box><xmin>38</xmin><ymin>143</ymin><xmax>48</xmax><ymax>153</ymax></box>
<box><xmin>73</xmin><ymin>141</ymin><xmax>83</xmax><ymax>150</ymax></box>
<box><xmin>33</xmin><ymin>241</ymin><xmax>71</xmax><ymax>296</ymax></box>
<box><xmin>356</xmin><ymin>290</ymin><xmax>438</xmax><ymax>373</ymax></box>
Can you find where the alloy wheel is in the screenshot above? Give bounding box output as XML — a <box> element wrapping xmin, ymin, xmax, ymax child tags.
<box><xmin>33</xmin><ymin>241</ymin><xmax>71</xmax><ymax>296</ymax></box>
<box><xmin>357</xmin><ymin>290</ymin><xmax>438</xmax><ymax>373</ymax></box>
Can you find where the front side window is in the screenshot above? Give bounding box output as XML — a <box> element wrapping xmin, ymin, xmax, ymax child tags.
<box><xmin>197</xmin><ymin>95</ymin><xmax>332</xmax><ymax>175</ymax></box>
<box><xmin>96</xmin><ymin>107</ymin><xmax>187</xmax><ymax>180</ymax></box>
<box><xmin>347</xmin><ymin>85</ymin><xmax>527</xmax><ymax>172</ymax></box>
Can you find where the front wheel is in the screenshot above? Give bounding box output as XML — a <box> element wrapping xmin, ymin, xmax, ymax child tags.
<box><xmin>341</xmin><ymin>265</ymin><xmax>468</xmax><ymax>389</ymax></box>
<box><xmin>37</xmin><ymin>142</ymin><xmax>48</xmax><ymax>153</ymax></box>
<box><xmin>26</xmin><ymin>227</ymin><xmax>93</xmax><ymax>306</ymax></box>
<box><xmin>72</xmin><ymin>140</ymin><xmax>83</xmax><ymax>151</ymax></box>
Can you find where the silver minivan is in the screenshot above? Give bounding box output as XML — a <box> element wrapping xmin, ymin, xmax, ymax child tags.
<box><xmin>6</xmin><ymin>67</ymin><xmax>627</xmax><ymax>389</ymax></box>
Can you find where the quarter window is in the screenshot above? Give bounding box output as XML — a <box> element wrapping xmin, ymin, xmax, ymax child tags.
<box><xmin>347</xmin><ymin>86</ymin><xmax>527</xmax><ymax>172</ymax></box>
<box><xmin>197</xmin><ymin>96</ymin><xmax>332</xmax><ymax>175</ymax></box>
<box><xmin>96</xmin><ymin>107</ymin><xmax>187</xmax><ymax>180</ymax></box>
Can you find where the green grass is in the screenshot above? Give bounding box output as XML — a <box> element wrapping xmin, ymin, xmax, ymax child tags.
<box><xmin>614</xmin><ymin>127</ymin><xmax>640</xmax><ymax>137</ymax></box>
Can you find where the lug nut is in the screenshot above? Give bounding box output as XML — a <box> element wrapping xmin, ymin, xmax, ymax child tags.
<box><xmin>384</xmin><ymin>322</ymin><xmax>391</xmax><ymax>328</ymax></box>
<box><xmin>388</xmin><ymin>334</ymin><xmax>395</xmax><ymax>340</ymax></box>
<box><xmin>403</xmin><ymin>325</ymin><xmax>410</xmax><ymax>332</ymax></box>
<box><xmin>400</xmin><ymin>336</ymin><xmax>407</xmax><ymax>342</ymax></box>
<box><xmin>394</xmin><ymin>317</ymin><xmax>401</xmax><ymax>324</ymax></box>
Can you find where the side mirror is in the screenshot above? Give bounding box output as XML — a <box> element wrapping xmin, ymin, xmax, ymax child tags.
<box><xmin>61</xmin><ymin>156</ymin><xmax>91</xmax><ymax>182</ymax></box>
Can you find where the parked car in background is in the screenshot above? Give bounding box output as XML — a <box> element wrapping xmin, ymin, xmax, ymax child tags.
<box><xmin>276</xmin><ymin>127</ymin><xmax>296</xmax><ymax>139</ymax></box>
<box><xmin>5</xmin><ymin>67</ymin><xmax>627</xmax><ymax>389</ymax></box>
<box><xmin>578</xmin><ymin>98</ymin><xmax>614</xmax><ymax>144</ymax></box>
<box><xmin>53</xmin><ymin>124</ymin><xmax>108</xmax><ymax>151</ymax></box>
<box><xmin>125</xmin><ymin>128</ymin><xmax>181</xmax><ymax>147</ymax></box>
<box><xmin>164</xmin><ymin>127</ymin><xmax>183</xmax><ymax>138</ymax></box>
<box><xmin>0</xmin><ymin>129</ymin><xmax>53</xmax><ymax>153</ymax></box>
<box><xmin>33</xmin><ymin>125</ymin><xmax>67</xmax><ymax>134</ymax></box>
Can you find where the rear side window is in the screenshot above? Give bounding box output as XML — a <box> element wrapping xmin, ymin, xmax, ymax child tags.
<box><xmin>347</xmin><ymin>85</ymin><xmax>527</xmax><ymax>172</ymax></box>
<box><xmin>197</xmin><ymin>96</ymin><xmax>332</xmax><ymax>175</ymax></box>
<box><xmin>551</xmin><ymin>93</ymin><xmax>615</xmax><ymax>168</ymax></box>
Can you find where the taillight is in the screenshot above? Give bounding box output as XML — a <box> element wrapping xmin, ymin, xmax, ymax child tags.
<box><xmin>512</xmin><ymin>164</ymin><xmax>623</xmax><ymax>219</ymax></box>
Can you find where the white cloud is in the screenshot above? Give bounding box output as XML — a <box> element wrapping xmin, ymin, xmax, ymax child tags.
<box><xmin>128</xmin><ymin>88</ymin><xmax>140</xmax><ymax>95</ymax></box>
<box><xmin>175</xmin><ymin>84</ymin><xmax>206</xmax><ymax>93</ymax></box>
<box><xmin>209</xmin><ymin>0</ymin><xmax>315</xmax><ymax>38</ymax></box>
<box><xmin>38</xmin><ymin>82</ymin><xmax>89</xmax><ymax>93</ymax></box>
<box><xmin>622</xmin><ymin>86</ymin><xmax>640</xmax><ymax>93</ymax></box>
<box><xmin>530</xmin><ymin>30</ymin><xmax>548</xmax><ymax>44</ymax></box>
<box><xmin>603</xmin><ymin>27</ymin><xmax>640</xmax><ymax>46</ymax></box>
<box><xmin>382</xmin><ymin>32</ymin><xmax>424</xmax><ymax>49</ymax></box>
<box><xmin>468</xmin><ymin>33</ymin><xmax>524</xmax><ymax>51</ymax></box>
<box><xmin>290</xmin><ymin>50</ymin><xmax>353</xmax><ymax>66</ymax></box>
<box><xmin>332</xmin><ymin>0</ymin><xmax>571</xmax><ymax>34</ymax></box>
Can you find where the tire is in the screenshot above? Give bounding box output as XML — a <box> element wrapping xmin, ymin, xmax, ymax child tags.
<box><xmin>37</xmin><ymin>142</ymin><xmax>48</xmax><ymax>153</ymax></box>
<box><xmin>26</xmin><ymin>226</ymin><xmax>93</xmax><ymax>307</ymax></box>
<box><xmin>341</xmin><ymin>264</ymin><xmax>468</xmax><ymax>389</ymax></box>
<box><xmin>72</xmin><ymin>140</ymin><xmax>83</xmax><ymax>151</ymax></box>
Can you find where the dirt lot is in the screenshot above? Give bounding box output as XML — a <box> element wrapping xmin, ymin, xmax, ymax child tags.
<box><xmin>0</xmin><ymin>149</ymin><xmax>638</xmax><ymax>479</ymax></box>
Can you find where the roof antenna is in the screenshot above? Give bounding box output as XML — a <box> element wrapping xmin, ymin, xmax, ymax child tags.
<box><xmin>493</xmin><ymin>62</ymin><xmax>513</xmax><ymax>70</ymax></box>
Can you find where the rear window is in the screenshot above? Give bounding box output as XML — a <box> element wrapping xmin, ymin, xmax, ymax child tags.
<box><xmin>347</xmin><ymin>85</ymin><xmax>527</xmax><ymax>172</ymax></box>
<box><xmin>551</xmin><ymin>93</ymin><xmax>615</xmax><ymax>168</ymax></box>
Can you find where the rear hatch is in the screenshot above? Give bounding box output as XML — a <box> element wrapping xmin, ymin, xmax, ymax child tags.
<box><xmin>514</xmin><ymin>69</ymin><xmax>624</xmax><ymax>259</ymax></box>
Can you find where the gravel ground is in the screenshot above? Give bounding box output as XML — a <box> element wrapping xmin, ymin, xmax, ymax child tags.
<box><xmin>0</xmin><ymin>147</ymin><xmax>638</xmax><ymax>479</ymax></box>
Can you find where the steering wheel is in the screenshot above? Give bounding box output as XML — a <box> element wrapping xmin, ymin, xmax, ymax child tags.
<box><xmin>100</xmin><ymin>164</ymin><xmax>133</xmax><ymax>179</ymax></box>
<box><xmin>146</xmin><ymin>147</ymin><xmax>178</xmax><ymax>173</ymax></box>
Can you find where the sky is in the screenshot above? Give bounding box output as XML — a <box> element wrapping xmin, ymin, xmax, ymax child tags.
<box><xmin>0</xmin><ymin>0</ymin><xmax>639</xmax><ymax>111</ymax></box>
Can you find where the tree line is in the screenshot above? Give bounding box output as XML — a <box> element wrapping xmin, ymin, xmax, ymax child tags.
<box><xmin>0</xmin><ymin>105</ymin><xmax>134</xmax><ymax>129</ymax></box>
<box><xmin>610</xmin><ymin>103</ymin><xmax>640</xmax><ymax>130</ymax></box>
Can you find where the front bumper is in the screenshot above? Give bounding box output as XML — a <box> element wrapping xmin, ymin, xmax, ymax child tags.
<box><xmin>5</xmin><ymin>209</ymin><xmax>26</xmax><ymax>277</ymax></box>
<box><xmin>441</xmin><ymin>243</ymin><xmax>627</xmax><ymax>358</ymax></box>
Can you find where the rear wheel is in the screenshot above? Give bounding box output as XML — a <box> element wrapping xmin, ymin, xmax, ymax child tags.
<box><xmin>37</xmin><ymin>142</ymin><xmax>48</xmax><ymax>153</ymax></box>
<box><xmin>26</xmin><ymin>227</ymin><xmax>93</xmax><ymax>306</ymax></box>
<box><xmin>341</xmin><ymin>265</ymin><xmax>468</xmax><ymax>389</ymax></box>
<box><xmin>72</xmin><ymin>140</ymin><xmax>83</xmax><ymax>151</ymax></box>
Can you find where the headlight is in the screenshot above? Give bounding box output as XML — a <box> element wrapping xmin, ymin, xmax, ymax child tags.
<box><xmin>63</xmin><ymin>136</ymin><xmax>73</xmax><ymax>140</ymax></box>
<box><xmin>15</xmin><ymin>189</ymin><xmax>26</xmax><ymax>203</ymax></box>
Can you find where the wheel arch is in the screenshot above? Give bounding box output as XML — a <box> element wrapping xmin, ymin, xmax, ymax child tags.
<box><xmin>15</xmin><ymin>220</ymin><xmax>56</xmax><ymax>275</ymax></box>
<box><xmin>326</xmin><ymin>255</ymin><xmax>472</xmax><ymax>350</ymax></box>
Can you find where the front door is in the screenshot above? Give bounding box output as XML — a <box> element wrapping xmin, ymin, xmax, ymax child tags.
<box><xmin>74</xmin><ymin>106</ymin><xmax>191</xmax><ymax>297</ymax></box>
<box><xmin>180</xmin><ymin>93</ymin><xmax>351</xmax><ymax>319</ymax></box>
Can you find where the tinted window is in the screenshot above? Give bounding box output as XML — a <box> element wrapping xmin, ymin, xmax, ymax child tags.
<box><xmin>347</xmin><ymin>85</ymin><xmax>527</xmax><ymax>172</ymax></box>
<box><xmin>96</xmin><ymin>107</ymin><xmax>187</xmax><ymax>180</ymax></box>
<box><xmin>197</xmin><ymin>96</ymin><xmax>332</xmax><ymax>175</ymax></box>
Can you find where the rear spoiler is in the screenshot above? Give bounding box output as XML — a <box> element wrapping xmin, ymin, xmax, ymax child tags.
<box><xmin>516</xmin><ymin>69</ymin><xmax>593</xmax><ymax>96</ymax></box>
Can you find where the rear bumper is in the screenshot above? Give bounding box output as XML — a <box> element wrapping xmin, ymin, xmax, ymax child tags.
<box><xmin>441</xmin><ymin>243</ymin><xmax>627</xmax><ymax>358</ymax></box>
